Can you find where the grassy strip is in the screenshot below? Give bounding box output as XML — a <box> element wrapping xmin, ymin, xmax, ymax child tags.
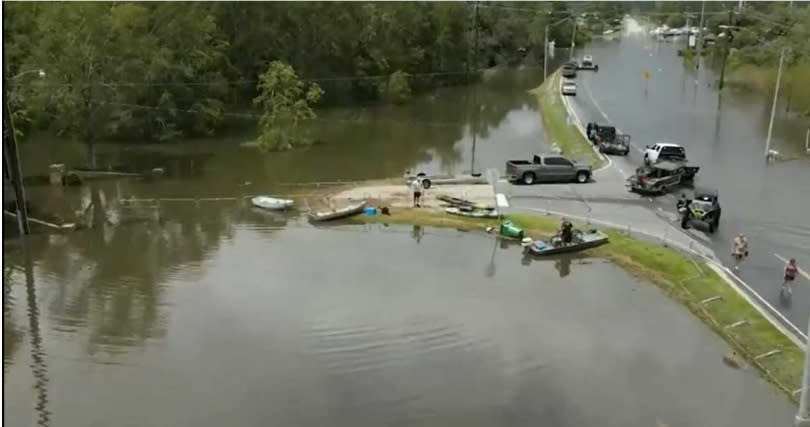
<box><xmin>529</xmin><ymin>71</ymin><xmax>606</xmax><ymax>169</ymax></box>
<box><xmin>353</xmin><ymin>208</ymin><xmax>803</xmax><ymax>402</ymax></box>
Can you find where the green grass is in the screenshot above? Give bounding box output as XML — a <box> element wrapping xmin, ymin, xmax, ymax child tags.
<box><xmin>530</xmin><ymin>71</ymin><xmax>606</xmax><ymax>169</ymax></box>
<box><xmin>352</xmin><ymin>208</ymin><xmax>803</xmax><ymax>402</ymax></box>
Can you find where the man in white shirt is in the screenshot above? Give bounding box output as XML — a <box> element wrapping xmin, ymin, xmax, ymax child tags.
<box><xmin>410</xmin><ymin>178</ymin><xmax>423</xmax><ymax>208</ymax></box>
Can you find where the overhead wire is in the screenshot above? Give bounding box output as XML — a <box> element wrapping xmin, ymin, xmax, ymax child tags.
<box><xmin>94</xmin><ymin>101</ymin><xmax>468</xmax><ymax>129</ymax></box>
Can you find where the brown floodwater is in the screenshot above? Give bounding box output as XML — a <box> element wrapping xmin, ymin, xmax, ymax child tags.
<box><xmin>3</xmin><ymin>221</ymin><xmax>795</xmax><ymax>426</ymax></box>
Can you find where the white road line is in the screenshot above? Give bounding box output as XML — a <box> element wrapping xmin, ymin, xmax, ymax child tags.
<box><xmin>584</xmin><ymin>76</ymin><xmax>611</xmax><ymax>124</ymax></box>
<box><xmin>775</xmin><ymin>253</ymin><xmax>810</xmax><ymax>282</ymax></box>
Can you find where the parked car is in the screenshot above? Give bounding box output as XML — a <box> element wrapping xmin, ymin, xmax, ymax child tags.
<box><xmin>506</xmin><ymin>155</ymin><xmax>592</xmax><ymax>185</ymax></box>
<box><xmin>578</xmin><ymin>55</ymin><xmax>599</xmax><ymax>71</ymax></box>
<box><xmin>561</xmin><ymin>81</ymin><xmax>577</xmax><ymax>96</ymax></box>
<box><xmin>685</xmin><ymin>189</ymin><xmax>722</xmax><ymax>233</ymax></box>
<box><xmin>561</xmin><ymin>63</ymin><xmax>577</xmax><ymax>78</ymax></box>
<box><xmin>627</xmin><ymin>160</ymin><xmax>699</xmax><ymax>195</ymax></box>
<box><xmin>643</xmin><ymin>142</ymin><xmax>686</xmax><ymax>164</ymax></box>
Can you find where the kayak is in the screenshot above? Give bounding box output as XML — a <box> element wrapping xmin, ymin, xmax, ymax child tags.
<box><xmin>525</xmin><ymin>229</ymin><xmax>608</xmax><ymax>256</ymax></box>
<box><xmin>308</xmin><ymin>200</ymin><xmax>367</xmax><ymax>222</ymax></box>
<box><xmin>445</xmin><ymin>207</ymin><xmax>499</xmax><ymax>218</ymax></box>
<box><xmin>251</xmin><ymin>195</ymin><xmax>294</xmax><ymax>211</ymax></box>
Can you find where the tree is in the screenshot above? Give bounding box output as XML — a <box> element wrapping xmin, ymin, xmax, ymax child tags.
<box><xmin>8</xmin><ymin>2</ymin><xmax>229</xmax><ymax>143</ymax></box>
<box><xmin>253</xmin><ymin>61</ymin><xmax>324</xmax><ymax>152</ymax></box>
<box><xmin>380</xmin><ymin>70</ymin><xmax>412</xmax><ymax>104</ymax></box>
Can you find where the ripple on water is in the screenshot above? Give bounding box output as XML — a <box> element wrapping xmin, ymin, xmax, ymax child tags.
<box><xmin>304</xmin><ymin>315</ymin><xmax>493</xmax><ymax>376</ymax></box>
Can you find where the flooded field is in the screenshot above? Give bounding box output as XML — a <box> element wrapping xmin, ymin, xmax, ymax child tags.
<box><xmin>3</xmin><ymin>221</ymin><xmax>794</xmax><ymax>426</ymax></box>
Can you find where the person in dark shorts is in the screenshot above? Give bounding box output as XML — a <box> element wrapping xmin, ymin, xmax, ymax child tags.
<box><xmin>410</xmin><ymin>178</ymin><xmax>423</xmax><ymax>207</ymax></box>
<box><xmin>782</xmin><ymin>258</ymin><xmax>798</xmax><ymax>296</ymax></box>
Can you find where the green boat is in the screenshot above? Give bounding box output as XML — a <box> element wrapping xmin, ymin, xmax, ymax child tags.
<box><xmin>524</xmin><ymin>228</ymin><xmax>608</xmax><ymax>256</ymax></box>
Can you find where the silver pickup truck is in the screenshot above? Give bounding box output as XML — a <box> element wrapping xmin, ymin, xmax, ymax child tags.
<box><xmin>506</xmin><ymin>155</ymin><xmax>592</xmax><ymax>185</ymax></box>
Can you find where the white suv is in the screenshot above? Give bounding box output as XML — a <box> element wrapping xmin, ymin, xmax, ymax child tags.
<box><xmin>643</xmin><ymin>142</ymin><xmax>686</xmax><ymax>164</ymax></box>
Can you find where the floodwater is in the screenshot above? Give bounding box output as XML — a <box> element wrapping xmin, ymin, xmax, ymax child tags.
<box><xmin>3</xmin><ymin>223</ymin><xmax>795</xmax><ymax>426</ymax></box>
<box><xmin>568</xmin><ymin>22</ymin><xmax>810</xmax><ymax>328</ymax></box>
<box><xmin>15</xmin><ymin>62</ymin><xmax>556</xmax><ymax>200</ymax></box>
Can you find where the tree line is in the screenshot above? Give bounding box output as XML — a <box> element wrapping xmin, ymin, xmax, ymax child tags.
<box><xmin>4</xmin><ymin>2</ymin><xmax>594</xmax><ymax>146</ymax></box>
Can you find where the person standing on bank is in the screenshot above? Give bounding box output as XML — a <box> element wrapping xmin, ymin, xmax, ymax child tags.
<box><xmin>411</xmin><ymin>177</ymin><xmax>423</xmax><ymax>208</ymax></box>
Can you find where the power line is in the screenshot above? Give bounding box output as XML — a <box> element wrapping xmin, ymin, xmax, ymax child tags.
<box><xmin>8</xmin><ymin>67</ymin><xmax>509</xmax><ymax>89</ymax></box>
<box><xmin>94</xmin><ymin>101</ymin><xmax>467</xmax><ymax>129</ymax></box>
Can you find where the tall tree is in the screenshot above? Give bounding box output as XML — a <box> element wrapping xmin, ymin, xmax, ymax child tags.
<box><xmin>253</xmin><ymin>61</ymin><xmax>323</xmax><ymax>152</ymax></box>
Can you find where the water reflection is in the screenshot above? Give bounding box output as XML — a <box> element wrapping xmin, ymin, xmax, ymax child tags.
<box><xmin>411</xmin><ymin>225</ymin><xmax>424</xmax><ymax>244</ymax></box>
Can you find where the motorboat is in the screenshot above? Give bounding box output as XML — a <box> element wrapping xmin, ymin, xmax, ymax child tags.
<box><xmin>522</xmin><ymin>228</ymin><xmax>608</xmax><ymax>256</ymax></box>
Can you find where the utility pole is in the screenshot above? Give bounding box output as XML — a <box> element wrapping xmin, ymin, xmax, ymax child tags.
<box><xmin>544</xmin><ymin>24</ymin><xmax>550</xmax><ymax>80</ymax></box>
<box><xmin>718</xmin><ymin>10</ymin><xmax>734</xmax><ymax>90</ymax></box>
<box><xmin>2</xmin><ymin>52</ymin><xmax>31</xmax><ymax>235</ymax></box>
<box><xmin>470</xmin><ymin>0</ymin><xmax>479</xmax><ymax>175</ymax></box>
<box><xmin>696</xmin><ymin>1</ymin><xmax>705</xmax><ymax>69</ymax></box>
<box><xmin>765</xmin><ymin>48</ymin><xmax>785</xmax><ymax>160</ymax></box>
<box><xmin>569</xmin><ymin>22</ymin><xmax>577</xmax><ymax>60</ymax></box>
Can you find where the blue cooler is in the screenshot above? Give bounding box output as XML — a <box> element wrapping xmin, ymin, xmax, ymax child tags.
<box><xmin>364</xmin><ymin>207</ymin><xmax>377</xmax><ymax>216</ymax></box>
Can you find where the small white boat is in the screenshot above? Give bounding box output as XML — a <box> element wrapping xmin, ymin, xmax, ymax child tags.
<box><xmin>251</xmin><ymin>195</ymin><xmax>293</xmax><ymax>211</ymax></box>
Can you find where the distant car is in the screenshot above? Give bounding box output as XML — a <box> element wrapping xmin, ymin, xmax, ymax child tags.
<box><xmin>578</xmin><ymin>55</ymin><xmax>599</xmax><ymax>71</ymax></box>
<box><xmin>561</xmin><ymin>81</ymin><xmax>577</xmax><ymax>96</ymax></box>
<box><xmin>644</xmin><ymin>142</ymin><xmax>686</xmax><ymax>164</ymax></box>
<box><xmin>506</xmin><ymin>155</ymin><xmax>592</xmax><ymax>185</ymax></box>
<box><xmin>561</xmin><ymin>63</ymin><xmax>577</xmax><ymax>78</ymax></box>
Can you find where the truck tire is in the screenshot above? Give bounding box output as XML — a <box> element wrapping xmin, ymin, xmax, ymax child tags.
<box><xmin>421</xmin><ymin>179</ymin><xmax>431</xmax><ymax>189</ymax></box>
<box><xmin>522</xmin><ymin>172</ymin><xmax>536</xmax><ymax>185</ymax></box>
<box><xmin>575</xmin><ymin>171</ymin><xmax>590</xmax><ymax>183</ymax></box>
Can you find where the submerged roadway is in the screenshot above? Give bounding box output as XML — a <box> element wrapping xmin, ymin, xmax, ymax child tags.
<box><xmin>507</xmin><ymin>21</ymin><xmax>810</xmax><ymax>339</ymax></box>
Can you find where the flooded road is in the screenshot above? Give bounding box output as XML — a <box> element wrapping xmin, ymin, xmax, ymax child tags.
<box><xmin>569</xmin><ymin>26</ymin><xmax>810</xmax><ymax>328</ymax></box>
<box><xmin>3</xmin><ymin>222</ymin><xmax>795</xmax><ymax>426</ymax></box>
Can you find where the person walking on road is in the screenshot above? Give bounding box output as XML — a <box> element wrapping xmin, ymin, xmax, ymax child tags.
<box><xmin>782</xmin><ymin>258</ymin><xmax>798</xmax><ymax>296</ymax></box>
<box><xmin>731</xmin><ymin>233</ymin><xmax>749</xmax><ymax>271</ymax></box>
<box><xmin>410</xmin><ymin>177</ymin><xmax>423</xmax><ymax>208</ymax></box>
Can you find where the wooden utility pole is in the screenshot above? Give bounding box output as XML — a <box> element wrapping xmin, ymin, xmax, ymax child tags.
<box><xmin>569</xmin><ymin>22</ymin><xmax>577</xmax><ymax>60</ymax></box>
<box><xmin>718</xmin><ymin>10</ymin><xmax>734</xmax><ymax>90</ymax></box>
<box><xmin>695</xmin><ymin>1</ymin><xmax>706</xmax><ymax>69</ymax></box>
<box><xmin>3</xmin><ymin>52</ymin><xmax>31</xmax><ymax>235</ymax></box>
<box><xmin>470</xmin><ymin>0</ymin><xmax>479</xmax><ymax>175</ymax></box>
<box><xmin>543</xmin><ymin>24</ymin><xmax>550</xmax><ymax>80</ymax></box>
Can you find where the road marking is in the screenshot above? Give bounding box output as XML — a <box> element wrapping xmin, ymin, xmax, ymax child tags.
<box><xmin>774</xmin><ymin>253</ymin><xmax>810</xmax><ymax>282</ymax></box>
<box><xmin>584</xmin><ymin>77</ymin><xmax>612</xmax><ymax>124</ymax></box>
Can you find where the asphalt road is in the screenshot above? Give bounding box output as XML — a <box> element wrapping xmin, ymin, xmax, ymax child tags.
<box><xmin>564</xmin><ymin>31</ymin><xmax>810</xmax><ymax>331</ymax></box>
